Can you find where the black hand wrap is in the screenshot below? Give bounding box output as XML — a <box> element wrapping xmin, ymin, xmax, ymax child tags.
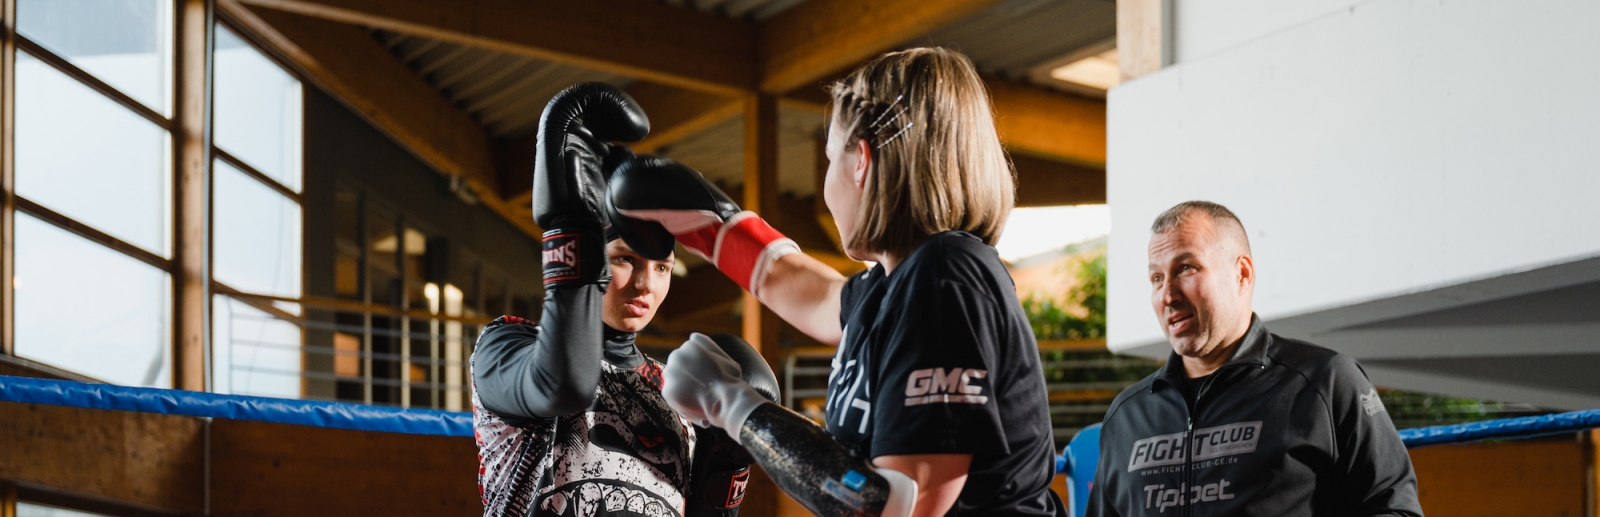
<box><xmin>686</xmin><ymin>334</ymin><xmax>781</xmax><ymax>517</ymax></box>
<box><xmin>534</xmin><ymin>82</ymin><xmax>649</xmax><ymax>289</ymax></box>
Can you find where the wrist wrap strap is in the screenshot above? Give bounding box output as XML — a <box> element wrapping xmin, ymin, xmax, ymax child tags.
<box><xmin>542</xmin><ymin>227</ymin><xmax>607</xmax><ymax>289</ymax></box>
<box><xmin>713</xmin><ymin>212</ymin><xmax>800</xmax><ymax>300</ymax></box>
<box><xmin>697</xmin><ymin>466</ymin><xmax>751</xmax><ymax>510</ymax></box>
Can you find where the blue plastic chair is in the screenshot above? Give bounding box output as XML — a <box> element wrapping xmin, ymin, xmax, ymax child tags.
<box><xmin>1056</xmin><ymin>423</ymin><xmax>1102</xmax><ymax>517</ymax></box>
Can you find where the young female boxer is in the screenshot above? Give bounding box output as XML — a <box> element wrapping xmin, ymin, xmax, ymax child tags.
<box><xmin>470</xmin><ymin>83</ymin><xmax>778</xmax><ymax>517</ymax></box>
<box><xmin>609</xmin><ymin>48</ymin><xmax>1066</xmax><ymax>517</ymax></box>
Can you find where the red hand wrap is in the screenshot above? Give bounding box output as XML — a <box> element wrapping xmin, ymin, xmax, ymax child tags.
<box><xmin>714</xmin><ymin>214</ymin><xmax>792</xmax><ymax>293</ymax></box>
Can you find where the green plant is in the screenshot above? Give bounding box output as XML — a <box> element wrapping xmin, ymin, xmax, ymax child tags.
<box><xmin>1023</xmin><ymin>249</ymin><xmax>1106</xmax><ymax>341</ymax></box>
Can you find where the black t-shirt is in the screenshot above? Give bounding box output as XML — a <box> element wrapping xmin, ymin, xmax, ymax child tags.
<box><xmin>824</xmin><ymin>231</ymin><xmax>1066</xmax><ymax>517</ymax></box>
<box><xmin>1175</xmin><ymin>373</ymin><xmax>1213</xmax><ymax>408</ymax></box>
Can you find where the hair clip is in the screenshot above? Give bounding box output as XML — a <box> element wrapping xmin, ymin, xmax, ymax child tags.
<box><xmin>867</xmin><ymin>95</ymin><xmax>914</xmax><ymax>149</ymax></box>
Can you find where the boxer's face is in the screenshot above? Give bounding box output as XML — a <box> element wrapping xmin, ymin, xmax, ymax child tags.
<box><xmin>601</xmin><ymin>239</ymin><xmax>673</xmax><ymax>333</ymax></box>
<box><xmin>822</xmin><ymin>117</ymin><xmax>871</xmax><ymax>260</ymax></box>
<box><xmin>1148</xmin><ymin>215</ymin><xmax>1252</xmax><ymax>363</ymax></box>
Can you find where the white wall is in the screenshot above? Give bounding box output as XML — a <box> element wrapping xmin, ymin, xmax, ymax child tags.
<box><xmin>1107</xmin><ymin>0</ymin><xmax>1600</xmax><ymax>352</ymax></box>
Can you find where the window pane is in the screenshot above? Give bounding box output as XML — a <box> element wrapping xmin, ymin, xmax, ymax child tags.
<box><xmin>213</xmin><ymin>295</ymin><xmax>302</xmax><ymax>398</ymax></box>
<box><xmin>16</xmin><ymin>0</ymin><xmax>173</xmax><ymax>115</ymax></box>
<box><xmin>18</xmin><ymin>502</ymin><xmax>113</xmax><ymax>517</ymax></box>
<box><xmin>15</xmin><ymin>50</ymin><xmax>172</xmax><ymax>257</ymax></box>
<box><xmin>215</xmin><ymin>25</ymin><xmax>303</xmax><ymax>192</ymax></box>
<box><xmin>368</xmin><ymin>205</ymin><xmax>399</xmax><ymax>306</ymax></box>
<box><xmin>14</xmin><ymin>213</ymin><xmax>171</xmax><ymax>388</ymax></box>
<box><xmin>214</xmin><ymin>159</ymin><xmax>301</xmax><ymax>299</ymax></box>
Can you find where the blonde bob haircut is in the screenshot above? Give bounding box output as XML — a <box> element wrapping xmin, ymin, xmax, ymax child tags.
<box><xmin>829</xmin><ymin>47</ymin><xmax>1015</xmax><ymax>258</ymax></box>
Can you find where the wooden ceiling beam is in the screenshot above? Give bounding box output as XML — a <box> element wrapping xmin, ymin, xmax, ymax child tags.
<box><xmin>758</xmin><ymin>0</ymin><xmax>1004</xmax><ymax>93</ymax></box>
<box><xmin>627</xmin><ymin>82</ymin><xmax>745</xmax><ymax>154</ymax></box>
<box><xmin>1012</xmin><ymin>153</ymin><xmax>1105</xmax><ymax>207</ymax></box>
<box><xmin>235</xmin><ymin>0</ymin><xmax>757</xmax><ymax>95</ymax></box>
<box><xmin>221</xmin><ymin>1</ymin><xmax>541</xmax><ymax>239</ymax></box>
<box><xmin>782</xmin><ymin>75</ymin><xmax>1106</xmax><ymax>168</ymax></box>
<box><xmin>987</xmin><ymin>78</ymin><xmax>1107</xmax><ymax>167</ymax></box>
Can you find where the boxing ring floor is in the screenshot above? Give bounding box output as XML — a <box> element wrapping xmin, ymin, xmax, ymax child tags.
<box><xmin>3</xmin><ymin>374</ymin><xmax>1598</xmax><ymax>516</ymax></box>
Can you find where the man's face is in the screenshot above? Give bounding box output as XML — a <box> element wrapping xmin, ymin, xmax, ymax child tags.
<box><xmin>1147</xmin><ymin>215</ymin><xmax>1252</xmax><ymax>361</ymax></box>
<box><xmin>601</xmin><ymin>239</ymin><xmax>673</xmax><ymax>333</ymax></box>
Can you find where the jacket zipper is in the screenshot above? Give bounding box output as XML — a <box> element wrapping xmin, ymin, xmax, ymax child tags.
<box><xmin>1182</xmin><ymin>416</ymin><xmax>1194</xmax><ymax>517</ymax></box>
<box><xmin>1182</xmin><ymin>364</ymin><xmax>1250</xmax><ymax>517</ymax></box>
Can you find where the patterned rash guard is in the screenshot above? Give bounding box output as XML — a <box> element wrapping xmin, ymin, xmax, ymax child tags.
<box><xmin>473</xmin><ymin>316</ymin><xmax>697</xmax><ymax>517</ymax></box>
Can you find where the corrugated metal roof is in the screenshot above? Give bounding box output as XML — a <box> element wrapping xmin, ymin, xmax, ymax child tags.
<box><xmin>372</xmin><ymin>30</ymin><xmax>634</xmax><ymax>138</ymax></box>
<box><xmin>364</xmin><ymin>0</ymin><xmax>1107</xmax><ymax>196</ymax></box>
<box><xmin>658</xmin><ymin>104</ymin><xmax>825</xmax><ymax>197</ymax></box>
<box><xmin>657</xmin><ymin>0</ymin><xmax>808</xmax><ymax>21</ymax></box>
<box><xmin>912</xmin><ymin>0</ymin><xmax>1116</xmax><ymax>91</ymax></box>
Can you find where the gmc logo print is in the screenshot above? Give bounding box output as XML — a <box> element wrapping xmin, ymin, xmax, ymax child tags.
<box><xmin>903</xmin><ymin>368</ymin><xmax>988</xmax><ymax>407</ymax></box>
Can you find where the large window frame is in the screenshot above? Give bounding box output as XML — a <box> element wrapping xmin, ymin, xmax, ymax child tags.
<box><xmin>0</xmin><ymin>0</ymin><xmax>189</xmax><ymax>387</ymax></box>
<box><xmin>0</xmin><ymin>1</ymin><xmax>308</xmax><ymax>394</ymax></box>
<box><xmin>0</xmin><ymin>0</ymin><xmax>495</xmax><ymax>409</ymax></box>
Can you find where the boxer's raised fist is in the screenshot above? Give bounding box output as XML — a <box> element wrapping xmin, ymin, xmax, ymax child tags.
<box><xmin>534</xmin><ymin>82</ymin><xmax>648</xmax><ymax>288</ymax></box>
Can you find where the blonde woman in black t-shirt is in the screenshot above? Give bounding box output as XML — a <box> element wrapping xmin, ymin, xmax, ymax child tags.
<box><xmin>608</xmin><ymin>48</ymin><xmax>1067</xmax><ymax>517</ymax></box>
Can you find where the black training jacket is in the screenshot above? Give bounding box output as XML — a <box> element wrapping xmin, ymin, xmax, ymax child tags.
<box><xmin>1086</xmin><ymin>316</ymin><xmax>1423</xmax><ymax>517</ymax></box>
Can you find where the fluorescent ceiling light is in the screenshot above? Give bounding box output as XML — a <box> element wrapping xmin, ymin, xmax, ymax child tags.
<box><xmin>1049</xmin><ymin>49</ymin><xmax>1120</xmax><ymax>90</ymax></box>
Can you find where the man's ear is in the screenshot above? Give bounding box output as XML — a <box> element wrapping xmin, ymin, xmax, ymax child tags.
<box><xmin>853</xmin><ymin>138</ymin><xmax>871</xmax><ymax>188</ymax></box>
<box><xmin>1237</xmin><ymin>254</ymin><xmax>1256</xmax><ymax>292</ymax></box>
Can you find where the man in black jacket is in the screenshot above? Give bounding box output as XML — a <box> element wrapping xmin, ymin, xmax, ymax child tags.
<box><xmin>1087</xmin><ymin>201</ymin><xmax>1423</xmax><ymax>517</ymax></box>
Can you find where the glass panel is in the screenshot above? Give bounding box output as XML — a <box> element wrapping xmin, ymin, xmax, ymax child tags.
<box><xmin>16</xmin><ymin>0</ymin><xmax>173</xmax><ymax>115</ymax></box>
<box><xmin>403</xmin><ymin>227</ymin><xmax>430</xmax><ymax>310</ymax></box>
<box><xmin>215</xmin><ymin>24</ymin><xmax>303</xmax><ymax>192</ymax></box>
<box><xmin>367</xmin><ymin>205</ymin><xmax>398</xmax><ymax>306</ymax></box>
<box><xmin>18</xmin><ymin>502</ymin><xmax>112</xmax><ymax>517</ymax></box>
<box><xmin>482</xmin><ymin>271</ymin><xmax>508</xmax><ymax>318</ymax></box>
<box><xmin>213</xmin><ymin>295</ymin><xmax>302</xmax><ymax>398</ymax></box>
<box><xmin>453</xmin><ymin>255</ymin><xmax>481</xmax><ymax>318</ymax></box>
<box><xmin>214</xmin><ymin>159</ymin><xmax>302</xmax><ymax>299</ymax></box>
<box><xmin>334</xmin><ymin>187</ymin><xmax>362</xmax><ymax>300</ymax></box>
<box><xmin>510</xmin><ymin>293</ymin><xmax>534</xmax><ymax>320</ymax></box>
<box><xmin>14</xmin><ymin>213</ymin><xmax>170</xmax><ymax>388</ymax></box>
<box><xmin>15</xmin><ymin>50</ymin><xmax>172</xmax><ymax>257</ymax></box>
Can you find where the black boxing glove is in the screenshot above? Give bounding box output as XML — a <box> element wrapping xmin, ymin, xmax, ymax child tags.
<box><xmin>607</xmin><ymin>156</ymin><xmax>799</xmax><ymax>298</ymax></box>
<box><xmin>603</xmin><ymin>147</ymin><xmax>676</xmax><ymax>259</ymax></box>
<box><xmin>535</xmin><ymin>82</ymin><xmax>649</xmax><ymax>289</ymax></box>
<box><xmin>685</xmin><ymin>333</ymin><xmax>780</xmax><ymax>517</ymax></box>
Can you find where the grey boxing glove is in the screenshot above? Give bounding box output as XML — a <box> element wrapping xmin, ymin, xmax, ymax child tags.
<box><xmin>664</xmin><ymin>334</ymin><xmax>917</xmax><ymax>517</ymax></box>
<box><xmin>685</xmin><ymin>334</ymin><xmax>779</xmax><ymax>517</ymax></box>
<box><xmin>664</xmin><ymin>333</ymin><xmax>771</xmax><ymax>438</ymax></box>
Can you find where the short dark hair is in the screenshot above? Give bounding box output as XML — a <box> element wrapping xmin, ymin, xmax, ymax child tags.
<box><xmin>1151</xmin><ymin>201</ymin><xmax>1251</xmax><ymax>254</ymax></box>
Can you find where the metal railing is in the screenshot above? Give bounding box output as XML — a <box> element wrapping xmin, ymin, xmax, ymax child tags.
<box><xmin>215</xmin><ymin>290</ymin><xmax>491</xmax><ymax>411</ymax></box>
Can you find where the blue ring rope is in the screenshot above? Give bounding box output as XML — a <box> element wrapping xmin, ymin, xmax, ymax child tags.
<box><xmin>4</xmin><ymin>375</ymin><xmax>1597</xmax><ymax>448</ymax></box>
<box><xmin>0</xmin><ymin>375</ymin><xmax>473</xmax><ymax>437</ymax></box>
<box><xmin>1052</xmin><ymin>408</ymin><xmax>1600</xmax><ymax>474</ymax></box>
<box><xmin>1396</xmin><ymin>409</ymin><xmax>1600</xmax><ymax>448</ymax></box>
